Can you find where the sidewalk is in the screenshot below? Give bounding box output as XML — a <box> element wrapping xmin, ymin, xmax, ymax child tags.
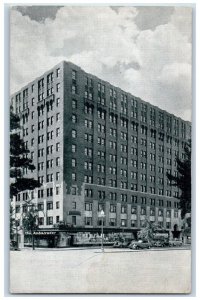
<box><xmin>18</xmin><ymin>244</ymin><xmax>191</xmax><ymax>252</ymax></box>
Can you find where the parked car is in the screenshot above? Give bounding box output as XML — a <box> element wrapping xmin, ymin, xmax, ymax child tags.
<box><xmin>121</xmin><ymin>239</ymin><xmax>133</xmax><ymax>248</ymax></box>
<box><xmin>113</xmin><ymin>241</ymin><xmax>123</xmax><ymax>248</ymax></box>
<box><xmin>153</xmin><ymin>240</ymin><xmax>165</xmax><ymax>247</ymax></box>
<box><xmin>129</xmin><ymin>240</ymin><xmax>152</xmax><ymax>250</ymax></box>
<box><xmin>169</xmin><ymin>240</ymin><xmax>182</xmax><ymax>247</ymax></box>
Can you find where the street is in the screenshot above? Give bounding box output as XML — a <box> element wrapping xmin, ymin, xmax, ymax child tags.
<box><xmin>10</xmin><ymin>247</ymin><xmax>191</xmax><ymax>294</ymax></box>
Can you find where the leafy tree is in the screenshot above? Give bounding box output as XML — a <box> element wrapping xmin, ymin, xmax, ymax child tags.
<box><xmin>22</xmin><ymin>205</ymin><xmax>39</xmax><ymax>250</ymax></box>
<box><xmin>166</xmin><ymin>140</ymin><xmax>191</xmax><ymax>218</ymax></box>
<box><xmin>10</xmin><ymin>108</ymin><xmax>41</xmax><ymax>247</ymax></box>
<box><xmin>137</xmin><ymin>218</ymin><xmax>165</xmax><ymax>242</ymax></box>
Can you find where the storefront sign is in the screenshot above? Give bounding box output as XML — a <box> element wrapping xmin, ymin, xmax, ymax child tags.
<box><xmin>33</xmin><ymin>231</ymin><xmax>57</xmax><ymax>235</ymax></box>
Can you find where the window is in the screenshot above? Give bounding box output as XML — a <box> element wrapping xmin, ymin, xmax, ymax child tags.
<box><xmin>141</xmin><ymin>197</ymin><xmax>147</xmax><ymax>205</ymax></box>
<box><xmin>47</xmin><ymin>202</ymin><xmax>53</xmax><ymax>210</ymax></box>
<box><xmin>38</xmin><ymin>135</ymin><xmax>44</xmax><ymax>144</ymax></box>
<box><xmin>109</xmin><ymin>218</ymin><xmax>116</xmax><ymax>226</ymax></box>
<box><xmin>56</xmin><ymin>143</ymin><xmax>60</xmax><ymax>152</ymax></box>
<box><xmin>131</xmin><ymin>196</ymin><xmax>137</xmax><ymax>203</ymax></box>
<box><xmin>131</xmin><ymin>160</ymin><xmax>137</xmax><ymax>168</ymax></box>
<box><xmin>72</xmin><ymin>202</ymin><xmax>76</xmax><ymax>209</ymax></box>
<box><xmin>56</xmin><ymin>186</ymin><xmax>60</xmax><ymax>195</ymax></box>
<box><xmin>141</xmin><ymin>185</ymin><xmax>147</xmax><ymax>192</ymax></box>
<box><xmin>131</xmin><ymin>206</ymin><xmax>137</xmax><ymax>214</ymax></box>
<box><xmin>47</xmin><ymin>217</ymin><xmax>53</xmax><ymax>225</ymax></box>
<box><xmin>150</xmin><ymin>187</ymin><xmax>155</xmax><ymax>194</ymax></box>
<box><xmin>56</xmin><ymin>98</ymin><xmax>60</xmax><ymax>106</ymax></box>
<box><xmin>72</xmin><ymin>144</ymin><xmax>76</xmax><ymax>153</ymax></box>
<box><xmin>72</xmin><ymin>173</ymin><xmax>76</xmax><ymax>181</ymax></box>
<box><xmin>85</xmin><ymin>175</ymin><xmax>93</xmax><ymax>184</ymax></box>
<box><xmin>85</xmin><ymin>189</ymin><xmax>93</xmax><ymax>197</ymax></box>
<box><xmin>56</xmin><ymin>201</ymin><xmax>60</xmax><ymax>209</ymax></box>
<box><xmin>72</xmin><ymin>129</ymin><xmax>77</xmax><ymax>138</ymax></box>
<box><xmin>47</xmin><ymin>188</ymin><xmax>53</xmax><ymax>197</ymax></box>
<box><xmin>174</xmin><ymin>210</ymin><xmax>178</xmax><ymax>218</ymax></box>
<box><xmin>110</xmin><ymin>204</ymin><xmax>116</xmax><ymax>213</ymax></box>
<box><xmin>56</xmin><ymin>113</ymin><xmax>60</xmax><ymax>122</ymax></box>
<box><xmin>121</xmin><ymin>219</ymin><xmax>127</xmax><ymax>227</ymax></box>
<box><xmin>38</xmin><ymin>217</ymin><xmax>44</xmax><ymax>225</ymax></box>
<box><xmin>98</xmin><ymin>109</ymin><xmax>105</xmax><ymax>119</ymax></box>
<box><xmin>121</xmin><ymin>194</ymin><xmax>127</xmax><ymax>202</ymax></box>
<box><xmin>72</xmin><ymin>85</ymin><xmax>77</xmax><ymax>94</ymax></box>
<box><xmin>121</xmin><ymin>205</ymin><xmax>127</xmax><ymax>213</ymax></box>
<box><xmin>166</xmin><ymin>210</ymin><xmax>171</xmax><ymax>217</ymax></box>
<box><xmin>56</xmin><ymin>157</ymin><xmax>60</xmax><ymax>166</ymax></box>
<box><xmin>38</xmin><ymin>190</ymin><xmax>44</xmax><ymax>198</ymax></box>
<box><xmin>85</xmin><ymin>119</ymin><xmax>93</xmax><ymax>129</ymax></box>
<box><xmin>38</xmin><ymin>203</ymin><xmax>44</xmax><ymax>211</ymax></box>
<box><xmin>72</xmin><ymin>114</ymin><xmax>77</xmax><ymax>123</ymax></box>
<box><xmin>85</xmin><ymin>147</ymin><xmax>93</xmax><ymax>157</ymax></box>
<box><xmin>72</xmin><ymin>99</ymin><xmax>77</xmax><ymax>109</ymax></box>
<box><xmin>98</xmin><ymin>190</ymin><xmax>105</xmax><ymax>200</ymax></box>
<box><xmin>109</xmin><ymin>192</ymin><xmax>117</xmax><ymax>201</ymax></box>
<box><xmin>56</xmin><ymin>68</ymin><xmax>60</xmax><ymax>77</ymax></box>
<box><xmin>72</xmin><ymin>70</ymin><xmax>77</xmax><ymax>80</ymax></box>
<box><xmin>47</xmin><ymin>145</ymin><xmax>53</xmax><ymax>155</ymax></box>
<box><xmin>46</xmin><ymin>174</ymin><xmax>53</xmax><ymax>182</ymax></box>
<box><xmin>72</xmin><ymin>187</ymin><xmax>76</xmax><ymax>195</ymax></box>
<box><xmin>109</xmin><ymin>179</ymin><xmax>117</xmax><ymax>187</ymax></box>
<box><xmin>56</xmin><ymin>172</ymin><xmax>60</xmax><ymax>181</ymax></box>
<box><xmin>72</xmin><ymin>158</ymin><xmax>76</xmax><ymax>167</ymax></box>
<box><xmin>85</xmin><ymin>217</ymin><xmax>92</xmax><ymax>226</ymax></box>
<box><xmin>56</xmin><ymin>128</ymin><xmax>60</xmax><ymax>137</ymax></box>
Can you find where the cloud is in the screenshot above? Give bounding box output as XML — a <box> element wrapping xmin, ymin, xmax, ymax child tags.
<box><xmin>10</xmin><ymin>6</ymin><xmax>192</xmax><ymax>121</ymax></box>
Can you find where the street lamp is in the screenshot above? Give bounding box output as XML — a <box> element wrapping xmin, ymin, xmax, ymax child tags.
<box><xmin>100</xmin><ymin>209</ymin><xmax>105</xmax><ymax>252</ymax></box>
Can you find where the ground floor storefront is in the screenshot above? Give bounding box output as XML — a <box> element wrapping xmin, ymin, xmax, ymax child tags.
<box><xmin>20</xmin><ymin>227</ymin><xmax>175</xmax><ymax>248</ymax></box>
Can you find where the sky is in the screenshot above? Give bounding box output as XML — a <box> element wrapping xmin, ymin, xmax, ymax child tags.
<box><xmin>10</xmin><ymin>5</ymin><xmax>192</xmax><ymax>121</ymax></box>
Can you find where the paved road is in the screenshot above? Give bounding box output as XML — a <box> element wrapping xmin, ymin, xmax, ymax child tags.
<box><xmin>10</xmin><ymin>248</ymin><xmax>191</xmax><ymax>294</ymax></box>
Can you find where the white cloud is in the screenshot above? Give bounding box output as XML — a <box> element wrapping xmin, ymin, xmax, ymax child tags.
<box><xmin>10</xmin><ymin>6</ymin><xmax>192</xmax><ymax>121</ymax></box>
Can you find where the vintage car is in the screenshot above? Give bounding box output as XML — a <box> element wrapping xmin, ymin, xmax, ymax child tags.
<box><xmin>129</xmin><ymin>240</ymin><xmax>152</xmax><ymax>250</ymax></box>
<box><xmin>169</xmin><ymin>240</ymin><xmax>183</xmax><ymax>247</ymax></box>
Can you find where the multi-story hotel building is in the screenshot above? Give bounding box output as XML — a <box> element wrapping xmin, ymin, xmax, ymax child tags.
<box><xmin>11</xmin><ymin>61</ymin><xmax>191</xmax><ymax>246</ymax></box>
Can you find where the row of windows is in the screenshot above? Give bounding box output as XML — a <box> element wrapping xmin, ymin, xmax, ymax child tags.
<box><xmin>38</xmin><ymin>172</ymin><xmax>60</xmax><ymax>183</ymax></box>
<box><xmin>38</xmin><ymin>158</ymin><xmax>60</xmax><ymax>170</ymax></box>
<box><xmin>71</xmin><ymin>149</ymin><xmax>181</xmax><ymax>173</ymax></box>
<box><xmin>83</xmin><ymin>202</ymin><xmax>177</xmax><ymax>217</ymax></box>
<box><xmin>37</xmin><ymin>187</ymin><xmax>60</xmax><ymax>198</ymax></box>
<box><xmin>15</xmin><ymin>214</ymin><xmax>172</xmax><ymax>228</ymax></box>
<box><xmin>74</xmin><ymin>97</ymin><xmax>183</xmax><ymax>130</ymax></box>
<box><xmin>83</xmin><ymin>188</ymin><xmax>179</xmax><ymax>205</ymax></box>
<box><xmin>72</xmin><ymin>101</ymin><xmax>188</xmax><ymax>138</ymax></box>
<box><xmin>84</xmin><ymin>218</ymin><xmax>173</xmax><ymax>228</ymax></box>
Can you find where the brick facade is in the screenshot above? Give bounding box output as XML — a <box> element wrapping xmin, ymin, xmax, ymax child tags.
<box><xmin>11</xmin><ymin>61</ymin><xmax>191</xmax><ymax>235</ymax></box>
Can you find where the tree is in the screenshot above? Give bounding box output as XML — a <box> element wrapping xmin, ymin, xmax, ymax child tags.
<box><xmin>166</xmin><ymin>140</ymin><xmax>191</xmax><ymax>218</ymax></box>
<box><xmin>137</xmin><ymin>218</ymin><xmax>165</xmax><ymax>242</ymax></box>
<box><xmin>10</xmin><ymin>109</ymin><xmax>40</xmax><ymax>199</ymax></box>
<box><xmin>22</xmin><ymin>205</ymin><xmax>39</xmax><ymax>250</ymax></box>
<box><xmin>10</xmin><ymin>108</ymin><xmax>41</xmax><ymax>247</ymax></box>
